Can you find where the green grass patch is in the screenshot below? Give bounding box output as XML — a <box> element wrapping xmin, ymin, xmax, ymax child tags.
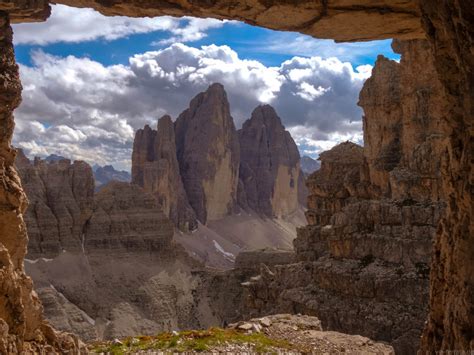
<box><xmin>90</xmin><ymin>328</ymin><xmax>291</xmax><ymax>354</ymax></box>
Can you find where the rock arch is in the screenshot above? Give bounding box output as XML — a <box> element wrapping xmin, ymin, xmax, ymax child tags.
<box><xmin>0</xmin><ymin>1</ymin><xmax>471</xmax><ymax>352</ymax></box>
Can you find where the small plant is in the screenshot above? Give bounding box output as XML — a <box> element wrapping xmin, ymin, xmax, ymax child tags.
<box><xmin>90</xmin><ymin>327</ymin><xmax>291</xmax><ymax>354</ymax></box>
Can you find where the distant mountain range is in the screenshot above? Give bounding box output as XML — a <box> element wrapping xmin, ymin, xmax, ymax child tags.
<box><xmin>34</xmin><ymin>154</ymin><xmax>131</xmax><ymax>190</ymax></box>
<box><xmin>300</xmin><ymin>156</ymin><xmax>320</xmax><ymax>175</ymax></box>
<box><xmin>93</xmin><ymin>165</ymin><xmax>131</xmax><ymax>189</ymax></box>
<box><xmin>44</xmin><ymin>153</ymin><xmax>67</xmax><ymax>162</ymax></box>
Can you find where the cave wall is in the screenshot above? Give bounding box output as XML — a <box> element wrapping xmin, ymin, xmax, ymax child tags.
<box><xmin>418</xmin><ymin>1</ymin><xmax>473</xmax><ymax>351</ymax></box>
<box><xmin>0</xmin><ymin>12</ymin><xmax>83</xmax><ymax>353</ymax></box>
<box><xmin>0</xmin><ymin>0</ymin><xmax>472</xmax><ymax>352</ymax></box>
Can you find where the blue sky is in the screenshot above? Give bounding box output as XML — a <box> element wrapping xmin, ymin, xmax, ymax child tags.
<box><xmin>15</xmin><ymin>20</ymin><xmax>398</xmax><ymax>68</ymax></box>
<box><xmin>12</xmin><ymin>5</ymin><xmax>399</xmax><ymax>170</ymax></box>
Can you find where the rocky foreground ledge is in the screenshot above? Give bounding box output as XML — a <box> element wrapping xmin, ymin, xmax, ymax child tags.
<box><xmin>90</xmin><ymin>314</ymin><xmax>394</xmax><ymax>354</ymax></box>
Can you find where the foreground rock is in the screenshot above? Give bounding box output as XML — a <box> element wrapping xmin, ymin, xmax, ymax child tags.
<box><xmin>0</xmin><ymin>13</ymin><xmax>84</xmax><ymax>354</ymax></box>
<box><xmin>91</xmin><ymin>314</ymin><xmax>394</xmax><ymax>354</ymax></box>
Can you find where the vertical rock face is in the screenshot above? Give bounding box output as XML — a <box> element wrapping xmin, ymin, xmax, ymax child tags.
<box><xmin>131</xmin><ymin>124</ymin><xmax>157</xmax><ymax>187</ymax></box>
<box><xmin>16</xmin><ymin>152</ymin><xmax>95</xmax><ymax>258</ymax></box>
<box><xmin>243</xmin><ymin>40</ymin><xmax>446</xmax><ymax>354</ymax></box>
<box><xmin>238</xmin><ymin>105</ymin><xmax>303</xmax><ymax>218</ymax></box>
<box><xmin>85</xmin><ymin>181</ymin><xmax>174</xmax><ymax>254</ymax></box>
<box><xmin>0</xmin><ymin>12</ymin><xmax>82</xmax><ymax>354</ymax></box>
<box><xmin>360</xmin><ymin>40</ymin><xmax>447</xmax><ymax>201</ymax></box>
<box><xmin>132</xmin><ymin>116</ymin><xmax>197</xmax><ymax>231</ymax></box>
<box><xmin>417</xmin><ymin>1</ymin><xmax>473</xmax><ymax>350</ymax></box>
<box><xmin>175</xmin><ymin>83</ymin><xmax>240</xmax><ymax>224</ymax></box>
<box><xmin>304</xmin><ymin>142</ymin><xmax>369</xmax><ymax>228</ymax></box>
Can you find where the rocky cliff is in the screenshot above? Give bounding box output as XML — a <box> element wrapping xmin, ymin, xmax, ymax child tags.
<box><xmin>175</xmin><ymin>83</ymin><xmax>240</xmax><ymax>224</ymax></box>
<box><xmin>242</xmin><ymin>40</ymin><xmax>447</xmax><ymax>354</ymax></box>
<box><xmin>84</xmin><ymin>181</ymin><xmax>175</xmax><ymax>254</ymax></box>
<box><xmin>132</xmin><ymin>116</ymin><xmax>197</xmax><ymax>231</ymax></box>
<box><xmin>0</xmin><ymin>13</ymin><xmax>84</xmax><ymax>353</ymax></box>
<box><xmin>133</xmin><ymin>91</ymin><xmax>305</xmax><ymax>228</ymax></box>
<box><xmin>16</xmin><ymin>151</ymin><xmax>95</xmax><ymax>258</ymax></box>
<box><xmin>18</xmin><ymin>160</ymin><xmax>205</xmax><ymax>341</ymax></box>
<box><xmin>238</xmin><ymin>105</ymin><xmax>303</xmax><ymax>218</ymax></box>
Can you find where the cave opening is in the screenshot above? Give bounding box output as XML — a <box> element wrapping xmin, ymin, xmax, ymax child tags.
<box><xmin>0</xmin><ymin>1</ymin><xmax>472</xmax><ymax>354</ymax></box>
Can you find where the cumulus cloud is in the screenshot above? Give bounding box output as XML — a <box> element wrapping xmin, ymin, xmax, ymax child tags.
<box><xmin>13</xmin><ymin>44</ymin><xmax>371</xmax><ymax>170</ymax></box>
<box><xmin>12</xmin><ymin>4</ymin><xmax>227</xmax><ymax>45</ymax></box>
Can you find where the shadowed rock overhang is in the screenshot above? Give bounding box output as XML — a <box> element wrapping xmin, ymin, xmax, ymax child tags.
<box><xmin>3</xmin><ymin>0</ymin><xmax>425</xmax><ymax>41</ymax></box>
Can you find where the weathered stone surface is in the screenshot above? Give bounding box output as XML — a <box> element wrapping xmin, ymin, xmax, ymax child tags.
<box><xmin>16</xmin><ymin>153</ymin><xmax>95</xmax><ymax>258</ymax></box>
<box><xmin>304</xmin><ymin>141</ymin><xmax>369</xmax><ymax>227</ymax></box>
<box><xmin>23</xmin><ymin>177</ymin><xmax>205</xmax><ymax>341</ymax></box>
<box><xmin>235</xmin><ymin>249</ymin><xmax>295</xmax><ymax>272</ymax></box>
<box><xmin>22</xmin><ymin>0</ymin><xmax>424</xmax><ymax>43</ymax></box>
<box><xmin>0</xmin><ymin>12</ymin><xmax>84</xmax><ymax>354</ymax></box>
<box><xmin>175</xmin><ymin>83</ymin><xmax>240</xmax><ymax>223</ymax></box>
<box><xmin>132</xmin><ymin>116</ymin><xmax>197</xmax><ymax>231</ymax></box>
<box><xmin>238</xmin><ymin>105</ymin><xmax>303</xmax><ymax>218</ymax></box>
<box><xmin>85</xmin><ymin>181</ymin><xmax>174</xmax><ymax>254</ymax></box>
<box><xmin>0</xmin><ymin>0</ymin><xmax>50</xmax><ymax>22</ymax></box>
<box><xmin>360</xmin><ymin>40</ymin><xmax>447</xmax><ymax>201</ymax></box>
<box><xmin>243</xmin><ymin>40</ymin><xmax>449</xmax><ymax>354</ymax></box>
<box><xmin>36</xmin><ymin>286</ymin><xmax>97</xmax><ymax>342</ymax></box>
<box><xmin>417</xmin><ymin>1</ymin><xmax>473</xmax><ymax>351</ymax></box>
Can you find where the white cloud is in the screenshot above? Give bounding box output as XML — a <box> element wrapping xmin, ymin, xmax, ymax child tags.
<box><xmin>259</xmin><ymin>32</ymin><xmax>398</xmax><ymax>64</ymax></box>
<box><xmin>152</xmin><ymin>17</ymin><xmax>233</xmax><ymax>45</ymax></box>
<box><xmin>13</xmin><ymin>44</ymin><xmax>372</xmax><ymax>170</ymax></box>
<box><xmin>12</xmin><ymin>4</ymin><xmax>227</xmax><ymax>45</ymax></box>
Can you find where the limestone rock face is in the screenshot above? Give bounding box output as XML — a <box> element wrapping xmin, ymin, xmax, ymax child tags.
<box><xmin>359</xmin><ymin>40</ymin><xmax>447</xmax><ymax>201</ymax></box>
<box><xmin>35</xmin><ymin>286</ymin><xmax>97</xmax><ymax>342</ymax></box>
<box><xmin>0</xmin><ymin>13</ymin><xmax>83</xmax><ymax>354</ymax></box>
<box><xmin>175</xmin><ymin>83</ymin><xmax>240</xmax><ymax>224</ymax></box>
<box><xmin>16</xmin><ymin>152</ymin><xmax>95</xmax><ymax>258</ymax></box>
<box><xmin>132</xmin><ymin>116</ymin><xmax>197</xmax><ymax>231</ymax></box>
<box><xmin>238</xmin><ymin>105</ymin><xmax>302</xmax><ymax>218</ymax></box>
<box><xmin>16</xmin><ymin>0</ymin><xmax>424</xmax><ymax>42</ymax></box>
<box><xmin>304</xmin><ymin>142</ymin><xmax>369</xmax><ymax>227</ymax></box>
<box><xmin>243</xmin><ymin>40</ymin><xmax>448</xmax><ymax>354</ymax></box>
<box><xmin>85</xmin><ymin>181</ymin><xmax>174</xmax><ymax>254</ymax></box>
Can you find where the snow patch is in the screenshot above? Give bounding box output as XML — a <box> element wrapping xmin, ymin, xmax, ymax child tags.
<box><xmin>212</xmin><ymin>240</ymin><xmax>235</xmax><ymax>262</ymax></box>
<box><xmin>81</xmin><ymin>233</ymin><xmax>85</xmax><ymax>253</ymax></box>
<box><xmin>25</xmin><ymin>257</ymin><xmax>53</xmax><ymax>264</ymax></box>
